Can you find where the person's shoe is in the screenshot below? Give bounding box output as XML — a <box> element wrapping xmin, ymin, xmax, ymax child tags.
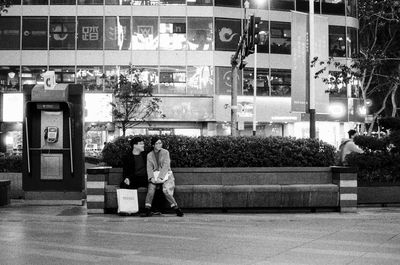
<box><xmin>140</xmin><ymin>208</ymin><xmax>152</xmax><ymax>217</ymax></box>
<box><xmin>175</xmin><ymin>207</ymin><xmax>184</xmax><ymax>217</ymax></box>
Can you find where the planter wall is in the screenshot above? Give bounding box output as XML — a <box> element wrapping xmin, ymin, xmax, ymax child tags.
<box><xmin>0</xmin><ymin>173</ymin><xmax>23</xmax><ymax>199</ymax></box>
<box><xmin>358</xmin><ymin>186</ymin><xmax>400</xmax><ymax>204</ymax></box>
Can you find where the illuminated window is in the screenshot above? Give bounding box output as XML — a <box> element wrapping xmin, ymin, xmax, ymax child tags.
<box><xmin>243</xmin><ymin>68</ymin><xmax>269</xmax><ymax>96</ymax></box>
<box><xmin>346</xmin><ymin>0</ymin><xmax>357</xmax><ymax>17</ymax></box>
<box><xmin>159</xmin><ymin>17</ymin><xmax>186</xmax><ymax>51</ymax></box>
<box><xmin>187</xmin><ymin>66</ymin><xmax>213</xmax><ymax>95</ymax></box>
<box><xmin>346</xmin><ymin>27</ymin><xmax>357</xmax><ymax>58</ymax></box>
<box><xmin>187</xmin><ymin>17</ymin><xmax>213</xmax><ymax>51</ymax></box>
<box><xmin>0</xmin><ymin>67</ymin><xmax>20</xmax><ymax>92</ymax></box>
<box><xmin>270</xmin><ymin>69</ymin><xmax>291</xmax><ymax>97</ymax></box>
<box><xmin>160</xmin><ymin>0</ymin><xmax>185</xmax><ymax>4</ymax></box>
<box><xmin>215</xmin><ymin>66</ymin><xmax>242</xmax><ymax>95</ymax></box>
<box><xmin>215</xmin><ymin>18</ymin><xmax>241</xmax><ymax>51</ymax></box>
<box><xmin>78</xmin><ymin>0</ymin><xmax>103</xmax><ymax>4</ymax></box>
<box><xmin>270</xmin><ymin>22</ymin><xmax>291</xmax><ymax>54</ymax></box>
<box><xmin>76</xmin><ymin>66</ymin><xmax>104</xmax><ymax>91</ymax></box>
<box><xmin>214</xmin><ymin>0</ymin><xmax>240</xmax><ymax>7</ymax></box>
<box><xmin>132</xmin><ymin>17</ymin><xmax>159</xmax><ymax>50</ymax></box>
<box><xmin>0</xmin><ymin>17</ymin><xmax>20</xmax><ymax>50</ymax></box>
<box><xmin>49</xmin><ymin>66</ymin><xmax>75</xmax><ymax>84</ymax></box>
<box><xmin>322</xmin><ymin>0</ymin><xmax>345</xmax><ymax>15</ymax></box>
<box><xmin>105</xmin><ymin>17</ymin><xmax>131</xmax><ymax>50</ymax></box>
<box><xmin>105</xmin><ymin>0</ymin><xmax>130</xmax><ymax>4</ymax></box>
<box><xmin>51</xmin><ymin>0</ymin><xmax>76</xmax><ymax>4</ymax></box>
<box><xmin>77</xmin><ymin>17</ymin><xmax>103</xmax><ymax>50</ymax></box>
<box><xmin>270</xmin><ymin>0</ymin><xmax>294</xmax><ymax>11</ymax></box>
<box><xmin>329</xmin><ymin>26</ymin><xmax>346</xmax><ymax>57</ymax></box>
<box><xmin>21</xmin><ymin>66</ymin><xmax>46</xmax><ymax>87</ymax></box>
<box><xmin>159</xmin><ymin>66</ymin><xmax>186</xmax><ymax>94</ymax></box>
<box><xmin>22</xmin><ymin>17</ymin><xmax>48</xmax><ymax>50</ymax></box>
<box><xmin>187</xmin><ymin>0</ymin><xmax>213</xmax><ymax>6</ymax></box>
<box><xmin>50</xmin><ymin>17</ymin><xmax>76</xmax><ymax>50</ymax></box>
<box><xmin>23</xmin><ymin>0</ymin><xmax>48</xmax><ymax>4</ymax></box>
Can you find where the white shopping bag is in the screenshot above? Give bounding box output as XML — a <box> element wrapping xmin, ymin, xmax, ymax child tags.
<box><xmin>117</xmin><ymin>189</ymin><xmax>139</xmax><ymax>214</ymax></box>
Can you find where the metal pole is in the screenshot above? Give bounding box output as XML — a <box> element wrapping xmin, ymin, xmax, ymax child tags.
<box><xmin>309</xmin><ymin>0</ymin><xmax>316</xmax><ymax>138</ymax></box>
<box><xmin>231</xmin><ymin>62</ymin><xmax>238</xmax><ymax>137</ymax></box>
<box><xmin>253</xmin><ymin>44</ymin><xmax>257</xmax><ymax>136</ymax></box>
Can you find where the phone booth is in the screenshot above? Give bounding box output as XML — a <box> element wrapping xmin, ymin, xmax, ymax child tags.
<box><xmin>22</xmin><ymin>84</ymin><xmax>84</xmax><ymax>201</ymax></box>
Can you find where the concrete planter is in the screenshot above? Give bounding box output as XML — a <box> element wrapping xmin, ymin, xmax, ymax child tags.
<box><xmin>0</xmin><ymin>172</ymin><xmax>23</xmax><ymax>199</ymax></box>
<box><xmin>358</xmin><ymin>185</ymin><xmax>400</xmax><ymax>205</ymax></box>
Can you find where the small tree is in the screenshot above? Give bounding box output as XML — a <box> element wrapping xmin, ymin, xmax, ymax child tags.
<box><xmin>110</xmin><ymin>67</ymin><xmax>165</xmax><ymax>137</ymax></box>
<box><xmin>1</xmin><ymin>0</ymin><xmax>12</xmax><ymax>15</ymax></box>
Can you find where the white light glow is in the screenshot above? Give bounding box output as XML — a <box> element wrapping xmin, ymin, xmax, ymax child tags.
<box><xmin>329</xmin><ymin>102</ymin><xmax>346</xmax><ymax>118</ymax></box>
<box><xmin>5</xmin><ymin>136</ymin><xmax>13</xmax><ymax>145</ymax></box>
<box><xmin>3</xmin><ymin>93</ymin><xmax>23</xmax><ymax>122</ymax></box>
<box><xmin>85</xmin><ymin>93</ymin><xmax>113</xmax><ymax>122</ymax></box>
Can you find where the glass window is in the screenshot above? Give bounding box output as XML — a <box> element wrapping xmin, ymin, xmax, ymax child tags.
<box><xmin>21</xmin><ymin>66</ymin><xmax>46</xmax><ymax>86</ymax></box>
<box><xmin>347</xmin><ymin>27</ymin><xmax>357</xmax><ymax>58</ymax></box>
<box><xmin>77</xmin><ymin>66</ymin><xmax>104</xmax><ymax>91</ymax></box>
<box><xmin>105</xmin><ymin>0</ymin><xmax>130</xmax><ymax>4</ymax></box>
<box><xmin>0</xmin><ymin>67</ymin><xmax>20</xmax><ymax>92</ymax></box>
<box><xmin>49</xmin><ymin>66</ymin><xmax>76</xmax><ymax>83</ymax></box>
<box><xmin>51</xmin><ymin>0</ymin><xmax>76</xmax><ymax>4</ymax></box>
<box><xmin>187</xmin><ymin>0</ymin><xmax>212</xmax><ymax>6</ymax></box>
<box><xmin>215</xmin><ymin>18</ymin><xmax>241</xmax><ymax>51</ymax></box>
<box><xmin>327</xmin><ymin>71</ymin><xmax>347</xmax><ymax>98</ymax></box>
<box><xmin>257</xmin><ymin>20</ymin><xmax>269</xmax><ymax>54</ymax></box>
<box><xmin>215</xmin><ymin>66</ymin><xmax>242</xmax><ymax>95</ymax></box>
<box><xmin>322</xmin><ymin>0</ymin><xmax>345</xmax><ymax>15</ymax></box>
<box><xmin>270</xmin><ymin>21</ymin><xmax>291</xmax><ymax>54</ymax></box>
<box><xmin>23</xmin><ymin>0</ymin><xmax>48</xmax><ymax>4</ymax></box>
<box><xmin>270</xmin><ymin>69</ymin><xmax>291</xmax><ymax>97</ymax></box>
<box><xmin>187</xmin><ymin>17</ymin><xmax>213</xmax><ymax>51</ymax></box>
<box><xmin>128</xmin><ymin>66</ymin><xmax>159</xmax><ymax>93</ymax></box>
<box><xmin>270</xmin><ymin>0</ymin><xmax>294</xmax><ymax>11</ymax></box>
<box><xmin>187</xmin><ymin>66</ymin><xmax>213</xmax><ymax>95</ymax></box>
<box><xmin>248</xmin><ymin>0</ymin><xmax>268</xmax><ymax>9</ymax></box>
<box><xmin>214</xmin><ymin>0</ymin><xmax>240</xmax><ymax>7</ymax></box>
<box><xmin>22</xmin><ymin>17</ymin><xmax>48</xmax><ymax>50</ymax></box>
<box><xmin>329</xmin><ymin>26</ymin><xmax>346</xmax><ymax>57</ymax></box>
<box><xmin>160</xmin><ymin>0</ymin><xmax>185</xmax><ymax>4</ymax></box>
<box><xmin>159</xmin><ymin>17</ymin><xmax>186</xmax><ymax>51</ymax></box>
<box><xmin>159</xmin><ymin>66</ymin><xmax>186</xmax><ymax>94</ymax></box>
<box><xmin>346</xmin><ymin>0</ymin><xmax>357</xmax><ymax>17</ymax></box>
<box><xmin>50</xmin><ymin>17</ymin><xmax>76</xmax><ymax>50</ymax></box>
<box><xmin>77</xmin><ymin>17</ymin><xmax>103</xmax><ymax>50</ymax></box>
<box><xmin>132</xmin><ymin>17</ymin><xmax>159</xmax><ymax>50</ymax></box>
<box><xmin>243</xmin><ymin>68</ymin><xmax>269</xmax><ymax>96</ymax></box>
<box><xmin>296</xmin><ymin>0</ymin><xmax>321</xmax><ymax>13</ymax></box>
<box><xmin>78</xmin><ymin>0</ymin><xmax>103</xmax><ymax>4</ymax></box>
<box><xmin>105</xmin><ymin>17</ymin><xmax>131</xmax><ymax>50</ymax></box>
<box><xmin>104</xmin><ymin>65</ymin><xmax>130</xmax><ymax>90</ymax></box>
<box><xmin>0</xmin><ymin>17</ymin><xmax>20</xmax><ymax>50</ymax></box>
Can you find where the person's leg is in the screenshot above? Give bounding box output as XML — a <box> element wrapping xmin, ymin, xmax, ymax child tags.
<box><xmin>142</xmin><ymin>183</ymin><xmax>156</xmax><ymax>216</ymax></box>
<box><xmin>162</xmin><ymin>180</ymin><xmax>184</xmax><ymax>217</ymax></box>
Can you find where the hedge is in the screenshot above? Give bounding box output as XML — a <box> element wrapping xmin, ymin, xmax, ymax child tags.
<box><xmin>0</xmin><ymin>155</ymin><xmax>23</xmax><ymax>172</ymax></box>
<box><xmin>102</xmin><ymin>135</ymin><xmax>336</xmax><ymax>168</ymax></box>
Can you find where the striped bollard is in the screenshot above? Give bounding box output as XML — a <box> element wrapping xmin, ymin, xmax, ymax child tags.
<box><xmin>86</xmin><ymin>167</ymin><xmax>110</xmax><ymax>214</ymax></box>
<box><xmin>332</xmin><ymin>166</ymin><xmax>358</xmax><ymax>213</ymax></box>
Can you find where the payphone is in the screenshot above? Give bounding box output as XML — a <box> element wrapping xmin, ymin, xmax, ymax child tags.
<box><xmin>23</xmin><ymin>84</ymin><xmax>84</xmax><ymax>201</ymax></box>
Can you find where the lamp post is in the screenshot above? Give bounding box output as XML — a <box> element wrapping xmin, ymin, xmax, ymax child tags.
<box><xmin>308</xmin><ymin>0</ymin><xmax>316</xmax><ymax>138</ymax></box>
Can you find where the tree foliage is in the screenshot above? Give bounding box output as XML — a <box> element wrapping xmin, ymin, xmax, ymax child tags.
<box><xmin>313</xmin><ymin>0</ymin><xmax>400</xmax><ymax>135</ymax></box>
<box><xmin>110</xmin><ymin>67</ymin><xmax>165</xmax><ymax>137</ymax></box>
<box><xmin>1</xmin><ymin>0</ymin><xmax>12</xmax><ymax>15</ymax></box>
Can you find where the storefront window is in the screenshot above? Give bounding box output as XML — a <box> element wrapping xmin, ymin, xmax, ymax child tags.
<box><xmin>50</xmin><ymin>17</ymin><xmax>76</xmax><ymax>50</ymax></box>
<box><xmin>104</xmin><ymin>65</ymin><xmax>126</xmax><ymax>91</ymax></box>
<box><xmin>159</xmin><ymin>17</ymin><xmax>186</xmax><ymax>51</ymax></box>
<box><xmin>23</xmin><ymin>0</ymin><xmax>48</xmax><ymax>4</ymax></box>
<box><xmin>327</xmin><ymin>71</ymin><xmax>347</xmax><ymax>98</ymax></box>
<box><xmin>243</xmin><ymin>68</ymin><xmax>269</xmax><ymax>96</ymax></box>
<box><xmin>0</xmin><ymin>17</ymin><xmax>20</xmax><ymax>50</ymax></box>
<box><xmin>248</xmin><ymin>0</ymin><xmax>268</xmax><ymax>9</ymax></box>
<box><xmin>347</xmin><ymin>27</ymin><xmax>357</xmax><ymax>58</ymax></box>
<box><xmin>187</xmin><ymin>17</ymin><xmax>213</xmax><ymax>51</ymax></box>
<box><xmin>132</xmin><ymin>17</ymin><xmax>159</xmax><ymax>50</ymax></box>
<box><xmin>270</xmin><ymin>0</ymin><xmax>294</xmax><ymax>11</ymax></box>
<box><xmin>159</xmin><ymin>0</ymin><xmax>185</xmax><ymax>4</ymax></box>
<box><xmin>215</xmin><ymin>66</ymin><xmax>242</xmax><ymax>95</ymax></box>
<box><xmin>215</xmin><ymin>18</ymin><xmax>241</xmax><ymax>51</ymax></box>
<box><xmin>105</xmin><ymin>0</ymin><xmax>130</xmax><ymax>4</ymax></box>
<box><xmin>270</xmin><ymin>69</ymin><xmax>291</xmax><ymax>97</ymax></box>
<box><xmin>296</xmin><ymin>0</ymin><xmax>321</xmax><ymax>13</ymax></box>
<box><xmin>51</xmin><ymin>0</ymin><xmax>76</xmax><ymax>4</ymax></box>
<box><xmin>105</xmin><ymin>17</ymin><xmax>131</xmax><ymax>50</ymax></box>
<box><xmin>321</xmin><ymin>0</ymin><xmax>345</xmax><ymax>15</ymax></box>
<box><xmin>21</xmin><ymin>66</ymin><xmax>46</xmax><ymax>86</ymax></box>
<box><xmin>159</xmin><ymin>66</ymin><xmax>186</xmax><ymax>94</ymax></box>
<box><xmin>77</xmin><ymin>66</ymin><xmax>104</xmax><ymax>91</ymax></box>
<box><xmin>187</xmin><ymin>0</ymin><xmax>212</xmax><ymax>6</ymax></box>
<box><xmin>187</xmin><ymin>66</ymin><xmax>213</xmax><ymax>95</ymax></box>
<box><xmin>77</xmin><ymin>17</ymin><xmax>103</xmax><ymax>50</ymax></box>
<box><xmin>270</xmin><ymin>21</ymin><xmax>291</xmax><ymax>54</ymax></box>
<box><xmin>22</xmin><ymin>17</ymin><xmax>47</xmax><ymax>50</ymax></box>
<box><xmin>257</xmin><ymin>20</ymin><xmax>269</xmax><ymax>54</ymax></box>
<box><xmin>49</xmin><ymin>66</ymin><xmax>75</xmax><ymax>83</ymax></box>
<box><xmin>329</xmin><ymin>26</ymin><xmax>346</xmax><ymax>57</ymax></box>
<box><xmin>78</xmin><ymin>0</ymin><xmax>104</xmax><ymax>4</ymax></box>
<box><xmin>0</xmin><ymin>67</ymin><xmax>20</xmax><ymax>92</ymax></box>
<box><xmin>214</xmin><ymin>0</ymin><xmax>240</xmax><ymax>7</ymax></box>
<box><xmin>346</xmin><ymin>0</ymin><xmax>357</xmax><ymax>17</ymax></box>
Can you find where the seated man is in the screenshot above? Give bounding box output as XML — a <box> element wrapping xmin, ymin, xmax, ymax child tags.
<box><xmin>121</xmin><ymin>136</ymin><xmax>148</xmax><ymax>189</ymax></box>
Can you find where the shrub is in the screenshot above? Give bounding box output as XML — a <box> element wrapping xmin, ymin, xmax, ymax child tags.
<box><xmin>0</xmin><ymin>155</ymin><xmax>23</xmax><ymax>172</ymax></box>
<box><xmin>102</xmin><ymin>135</ymin><xmax>336</xmax><ymax>168</ymax></box>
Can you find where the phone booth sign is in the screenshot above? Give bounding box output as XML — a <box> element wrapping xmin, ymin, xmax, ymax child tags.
<box><xmin>23</xmin><ymin>84</ymin><xmax>84</xmax><ymax>201</ymax></box>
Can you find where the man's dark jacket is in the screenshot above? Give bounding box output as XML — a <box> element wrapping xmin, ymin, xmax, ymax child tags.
<box><xmin>120</xmin><ymin>152</ymin><xmax>148</xmax><ymax>189</ymax></box>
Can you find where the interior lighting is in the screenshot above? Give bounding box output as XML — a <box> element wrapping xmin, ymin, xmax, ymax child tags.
<box><xmin>8</xmin><ymin>72</ymin><xmax>15</xmax><ymax>79</ymax></box>
<box><xmin>329</xmin><ymin>102</ymin><xmax>346</xmax><ymax>118</ymax></box>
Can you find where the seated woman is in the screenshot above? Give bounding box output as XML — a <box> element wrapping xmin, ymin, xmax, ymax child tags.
<box><xmin>142</xmin><ymin>136</ymin><xmax>184</xmax><ymax>217</ymax></box>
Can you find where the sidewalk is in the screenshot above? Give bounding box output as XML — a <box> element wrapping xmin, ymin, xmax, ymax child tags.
<box><xmin>1</xmin><ymin>201</ymin><xmax>400</xmax><ymax>265</ymax></box>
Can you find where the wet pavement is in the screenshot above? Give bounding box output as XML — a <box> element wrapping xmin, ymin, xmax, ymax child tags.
<box><xmin>1</xmin><ymin>201</ymin><xmax>400</xmax><ymax>265</ymax></box>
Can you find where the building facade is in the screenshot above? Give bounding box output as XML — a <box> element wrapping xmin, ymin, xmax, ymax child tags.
<box><xmin>0</xmin><ymin>0</ymin><xmax>361</xmax><ymax>154</ymax></box>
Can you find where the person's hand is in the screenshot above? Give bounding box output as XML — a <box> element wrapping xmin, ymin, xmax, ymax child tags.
<box><xmin>124</xmin><ymin>178</ymin><xmax>130</xmax><ymax>186</ymax></box>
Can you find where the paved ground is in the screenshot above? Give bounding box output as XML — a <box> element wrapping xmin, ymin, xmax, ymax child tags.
<box><xmin>1</xmin><ymin>201</ymin><xmax>400</xmax><ymax>265</ymax></box>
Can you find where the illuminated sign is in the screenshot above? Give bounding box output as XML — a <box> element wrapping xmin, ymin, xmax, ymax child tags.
<box><xmin>84</xmin><ymin>93</ymin><xmax>112</xmax><ymax>122</ymax></box>
<box><xmin>2</xmin><ymin>93</ymin><xmax>23</xmax><ymax>122</ymax></box>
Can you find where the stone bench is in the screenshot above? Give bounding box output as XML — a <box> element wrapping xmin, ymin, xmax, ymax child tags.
<box><xmin>0</xmin><ymin>180</ymin><xmax>11</xmax><ymax>206</ymax></box>
<box><xmin>86</xmin><ymin>166</ymin><xmax>357</xmax><ymax>213</ymax></box>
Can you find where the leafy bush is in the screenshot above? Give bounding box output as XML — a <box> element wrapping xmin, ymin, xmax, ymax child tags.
<box><xmin>102</xmin><ymin>135</ymin><xmax>336</xmax><ymax>168</ymax></box>
<box><xmin>0</xmin><ymin>155</ymin><xmax>23</xmax><ymax>172</ymax></box>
